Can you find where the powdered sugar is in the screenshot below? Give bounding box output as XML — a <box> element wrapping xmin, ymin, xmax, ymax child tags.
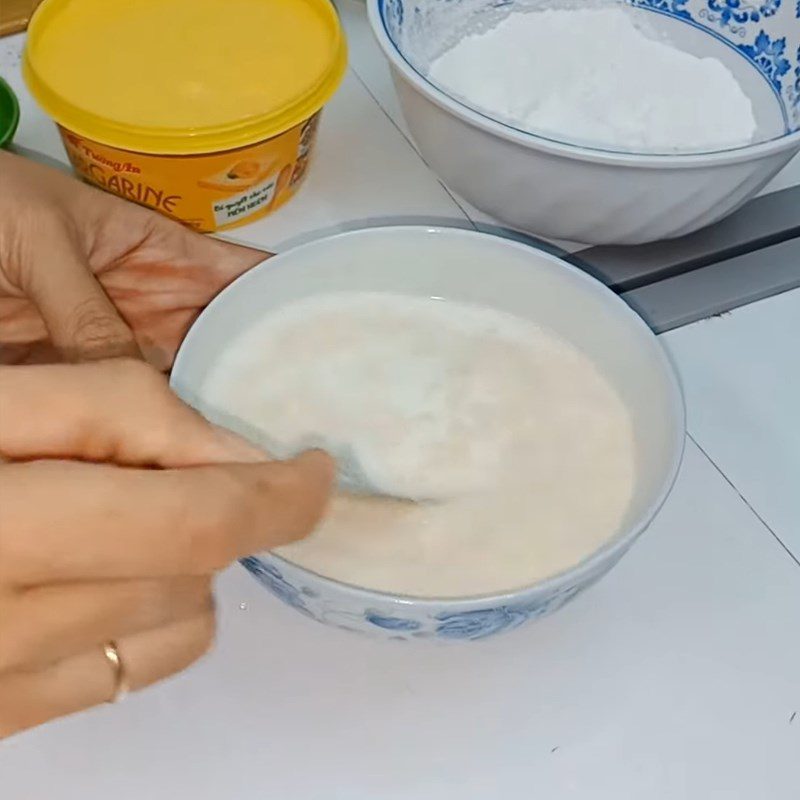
<box><xmin>428</xmin><ymin>6</ymin><xmax>757</xmax><ymax>153</ymax></box>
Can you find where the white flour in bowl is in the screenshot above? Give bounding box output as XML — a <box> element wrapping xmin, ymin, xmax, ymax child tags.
<box><xmin>427</xmin><ymin>6</ymin><xmax>756</xmax><ymax>152</ymax></box>
<box><xmin>201</xmin><ymin>293</ymin><xmax>635</xmax><ymax>597</ymax></box>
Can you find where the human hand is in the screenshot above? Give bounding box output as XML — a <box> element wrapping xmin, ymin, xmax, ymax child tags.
<box><xmin>0</xmin><ymin>151</ymin><xmax>266</xmax><ymax>369</ymax></box>
<box><xmin>0</xmin><ymin>359</ymin><xmax>333</xmax><ymax>737</ymax></box>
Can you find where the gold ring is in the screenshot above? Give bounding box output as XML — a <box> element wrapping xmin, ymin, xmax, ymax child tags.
<box><xmin>102</xmin><ymin>641</ymin><xmax>129</xmax><ymax>704</ymax></box>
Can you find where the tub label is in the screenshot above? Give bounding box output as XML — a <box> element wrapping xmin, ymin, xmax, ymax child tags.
<box><xmin>212</xmin><ymin>173</ymin><xmax>278</xmax><ymax>227</ymax></box>
<box><xmin>57</xmin><ymin>112</ymin><xmax>322</xmax><ymax>233</ymax></box>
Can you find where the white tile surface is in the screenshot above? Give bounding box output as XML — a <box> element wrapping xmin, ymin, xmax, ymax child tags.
<box><xmin>1</xmin><ymin>34</ymin><xmax>66</xmax><ymax>164</ymax></box>
<box><xmin>337</xmin><ymin>1</ymin><xmax>412</xmax><ymax>140</ymax></box>
<box><xmin>2</xmin><ymin>443</ymin><xmax>799</xmax><ymax>799</ymax></box>
<box><xmin>2</xmin><ymin>15</ymin><xmax>799</xmax><ymax>799</ymax></box>
<box><xmin>213</xmin><ymin>71</ymin><xmax>471</xmax><ymax>253</ymax></box>
<box><xmin>664</xmin><ymin>289</ymin><xmax>800</xmax><ymax>559</ymax></box>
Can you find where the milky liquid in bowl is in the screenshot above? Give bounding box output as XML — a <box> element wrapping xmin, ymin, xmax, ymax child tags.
<box><xmin>199</xmin><ymin>292</ymin><xmax>636</xmax><ymax>597</ymax></box>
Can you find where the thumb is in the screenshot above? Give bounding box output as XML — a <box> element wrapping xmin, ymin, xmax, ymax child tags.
<box><xmin>21</xmin><ymin>221</ymin><xmax>140</xmax><ymax>362</ymax></box>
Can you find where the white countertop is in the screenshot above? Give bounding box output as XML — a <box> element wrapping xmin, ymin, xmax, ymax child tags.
<box><xmin>1</xmin><ymin>5</ymin><xmax>798</xmax><ymax>797</ymax></box>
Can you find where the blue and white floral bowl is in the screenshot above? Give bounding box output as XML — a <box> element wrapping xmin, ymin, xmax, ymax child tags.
<box><xmin>238</xmin><ymin>554</ymin><xmax>599</xmax><ymax>640</ymax></box>
<box><xmin>171</xmin><ymin>227</ymin><xmax>686</xmax><ymax>642</ymax></box>
<box><xmin>368</xmin><ymin>0</ymin><xmax>800</xmax><ymax>244</ymax></box>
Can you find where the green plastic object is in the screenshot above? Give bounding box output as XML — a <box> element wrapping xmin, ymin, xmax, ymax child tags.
<box><xmin>0</xmin><ymin>76</ymin><xmax>20</xmax><ymax>149</ymax></box>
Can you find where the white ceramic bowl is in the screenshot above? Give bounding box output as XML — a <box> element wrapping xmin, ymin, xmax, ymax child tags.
<box><xmin>171</xmin><ymin>226</ymin><xmax>685</xmax><ymax>641</ymax></box>
<box><xmin>367</xmin><ymin>0</ymin><xmax>800</xmax><ymax>245</ymax></box>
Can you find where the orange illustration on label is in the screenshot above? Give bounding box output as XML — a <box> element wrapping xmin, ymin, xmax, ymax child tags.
<box><xmin>59</xmin><ymin>114</ymin><xmax>321</xmax><ymax>233</ymax></box>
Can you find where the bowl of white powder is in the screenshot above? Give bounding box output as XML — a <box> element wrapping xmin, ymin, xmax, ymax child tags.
<box><xmin>171</xmin><ymin>226</ymin><xmax>685</xmax><ymax>641</ymax></box>
<box><xmin>368</xmin><ymin>0</ymin><xmax>800</xmax><ymax>244</ymax></box>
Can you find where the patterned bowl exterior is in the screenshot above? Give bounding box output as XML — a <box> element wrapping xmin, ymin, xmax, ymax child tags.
<box><xmin>369</xmin><ymin>0</ymin><xmax>800</xmax><ymax>244</ymax></box>
<box><xmin>240</xmin><ymin>542</ymin><xmax>627</xmax><ymax>642</ymax></box>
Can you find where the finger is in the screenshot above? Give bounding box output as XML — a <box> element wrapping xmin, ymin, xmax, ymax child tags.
<box><xmin>0</xmin><ymin>359</ymin><xmax>267</xmax><ymax>466</ymax></box>
<box><xmin>95</xmin><ymin>210</ymin><xmax>268</xmax><ymax>370</ymax></box>
<box><xmin>0</xmin><ymin>576</ymin><xmax>212</xmax><ymax>673</ymax></box>
<box><xmin>0</xmin><ymin>296</ymin><xmax>49</xmax><ymax>343</ymax></box>
<box><xmin>0</xmin><ymin>451</ymin><xmax>333</xmax><ymax>584</ymax></box>
<box><xmin>0</xmin><ymin>341</ymin><xmax>62</xmax><ymax>366</ymax></box>
<box><xmin>99</xmin><ymin>199</ymin><xmax>267</xmax><ymax>290</ymax></box>
<box><xmin>0</xmin><ymin>300</ymin><xmax>60</xmax><ymax>363</ymax></box>
<box><xmin>168</xmin><ymin>221</ymin><xmax>267</xmax><ymax>288</ymax></box>
<box><xmin>17</xmin><ymin>217</ymin><xmax>140</xmax><ymax>362</ymax></box>
<box><xmin>0</xmin><ymin>613</ymin><xmax>214</xmax><ymax>738</ymax></box>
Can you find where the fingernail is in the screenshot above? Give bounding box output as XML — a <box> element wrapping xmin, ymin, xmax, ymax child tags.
<box><xmin>212</xmin><ymin>425</ymin><xmax>270</xmax><ymax>462</ymax></box>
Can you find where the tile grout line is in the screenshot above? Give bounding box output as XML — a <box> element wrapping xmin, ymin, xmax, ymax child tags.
<box><xmin>345</xmin><ymin>62</ymin><xmax>420</xmax><ymax>153</ymax></box>
<box><xmin>687</xmin><ymin>432</ymin><xmax>800</xmax><ymax>570</ymax></box>
<box><xmin>433</xmin><ymin>180</ymin><xmax>481</xmax><ymax>231</ymax></box>
<box><xmin>347</xmin><ymin>68</ymin><xmax>480</xmax><ymax>231</ymax></box>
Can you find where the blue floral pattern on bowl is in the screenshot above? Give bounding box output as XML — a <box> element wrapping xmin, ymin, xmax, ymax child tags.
<box><xmin>634</xmin><ymin>0</ymin><xmax>799</xmax><ymax>127</ymax></box>
<box><xmin>364</xmin><ymin>612</ymin><xmax>423</xmax><ymax>631</ymax></box>
<box><xmin>382</xmin><ymin>0</ymin><xmax>800</xmax><ymax>132</ymax></box>
<box><xmin>240</xmin><ymin>556</ymin><xmax>312</xmax><ymax>617</ymax></box>
<box><xmin>240</xmin><ymin>552</ymin><xmax>615</xmax><ymax>641</ymax></box>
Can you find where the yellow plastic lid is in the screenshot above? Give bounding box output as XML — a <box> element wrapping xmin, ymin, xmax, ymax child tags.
<box><xmin>23</xmin><ymin>0</ymin><xmax>347</xmax><ymax>154</ymax></box>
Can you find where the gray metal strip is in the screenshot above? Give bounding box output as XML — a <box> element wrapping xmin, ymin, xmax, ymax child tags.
<box><xmin>622</xmin><ymin>237</ymin><xmax>800</xmax><ymax>334</ymax></box>
<box><xmin>569</xmin><ymin>185</ymin><xmax>800</xmax><ymax>292</ymax></box>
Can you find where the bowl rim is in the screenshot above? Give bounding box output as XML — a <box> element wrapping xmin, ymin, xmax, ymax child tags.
<box><xmin>366</xmin><ymin>0</ymin><xmax>800</xmax><ymax>168</ymax></box>
<box><xmin>172</xmin><ymin>225</ymin><xmax>687</xmax><ymax>608</ymax></box>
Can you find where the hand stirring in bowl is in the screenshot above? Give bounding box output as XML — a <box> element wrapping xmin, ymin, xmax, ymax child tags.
<box><xmin>255</xmin><ymin>430</ymin><xmax>437</xmax><ymax>504</ymax></box>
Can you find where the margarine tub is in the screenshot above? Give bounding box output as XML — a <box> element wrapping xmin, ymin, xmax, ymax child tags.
<box><xmin>23</xmin><ymin>0</ymin><xmax>347</xmax><ymax>232</ymax></box>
